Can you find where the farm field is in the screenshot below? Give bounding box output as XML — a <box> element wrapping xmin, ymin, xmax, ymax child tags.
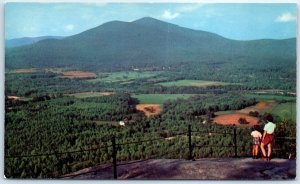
<box><xmin>87</xmin><ymin>71</ymin><xmax>161</xmax><ymax>83</ymax></box>
<box><xmin>271</xmin><ymin>102</ymin><xmax>296</xmax><ymax>122</ymax></box>
<box><xmin>7</xmin><ymin>96</ymin><xmax>31</xmax><ymax>101</ymax></box>
<box><xmin>158</xmin><ymin>80</ymin><xmax>231</xmax><ymax>87</ymax></box>
<box><xmin>60</xmin><ymin>71</ymin><xmax>97</xmax><ymax>79</ymax></box>
<box><xmin>136</xmin><ymin>104</ymin><xmax>162</xmax><ymax>117</ymax></box>
<box><xmin>8</xmin><ymin>68</ymin><xmax>38</xmax><ymax>74</ymax></box>
<box><xmin>214</xmin><ymin>100</ymin><xmax>296</xmax><ymax>126</ymax></box>
<box><xmin>132</xmin><ymin>94</ymin><xmax>197</xmax><ymax>104</ymax></box>
<box><xmin>213</xmin><ymin>113</ymin><xmax>259</xmax><ymax>126</ymax></box>
<box><xmin>243</xmin><ymin>93</ymin><xmax>296</xmax><ymax>101</ymax></box>
<box><xmin>65</xmin><ymin>92</ymin><xmax>114</xmax><ymax>98</ymax></box>
<box><xmin>237</xmin><ymin>100</ymin><xmax>277</xmax><ymax>114</ymax></box>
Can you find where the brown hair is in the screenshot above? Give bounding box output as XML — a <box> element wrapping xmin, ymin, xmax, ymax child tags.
<box><xmin>265</xmin><ymin>114</ymin><xmax>273</xmax><ymax>122</ymax></box>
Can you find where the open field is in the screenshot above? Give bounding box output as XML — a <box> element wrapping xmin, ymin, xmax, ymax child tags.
<box><xmin>214</xmin><ymin>100</ymin><xmax>275</xmax><ymax>126</ymax></box>
<box><xmin>136</xmin><ymin>104</ymin><xmax>162</xmax><ymax>117</ymax></box>
<box><xmin>65</xmin><ymin>92</ymin><xmax>114</xmax><ymax>98</ymax></box>
<box><xmin>158</xmin><ymin>80</ymin><xmax>231</xmax><ymax>87</ymax></box>
<box><xmin>243</xmin><ymin>93</ymin><xmax>296</xmax><ymax>101</ymax></box>
<box><xmin>252</xmin><ymin>90</ymin><xmax>296</xmax><ymax>96</ymax></box>
<box><xmin>271</xmin><ymin>102</ymin><xmax>296</xmax><ymax>122</ymax></box>
<box><xmin>8</xmin><ymin>68</ymin><xmax>38</xmax><ymax>74</ymax></box>
<box><xmin>214</xmin><ymin>100</ymin><xmax>296</xmax><ymax>126</ymax></box>
<box><xmin>132</xmin><ymin>94</ymin><xmax>197</xmax><ymax>104</ymax></box>
<box><xmin>213</xmin><ymin>113</ymin><xmax>259</xmax><ymax>126</ymax></box>
<box><xmin>87</xmin><ymin>71</ymin><xmax>160</xmax><ymax>83</ymax></box>
<box><xmin>237</xmin><ymin>100</ymin><xmax>277</xmax><ymax>114</ymax></box>
<box><xmin>7</xmin><ymin>96</ymin><xmax>20</xmax><ymax>100</ymax></box>
<box><xmin>60</xmin><ymin>71</ymin><xmax>97</xmax><ymax>79</ymax></box>
<box><xmin>145</xmin><ymin>76</ymin><xmax>169</xmax><ymax>83</ymax></box>
<box><xmin>7</xmin><ymin>96</ymin><xmax>31</xmax><ymax>101</ymax></box>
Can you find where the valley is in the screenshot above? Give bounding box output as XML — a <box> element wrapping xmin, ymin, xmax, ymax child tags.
<box><xmin>4</xmin><ymin>17</ymin><xmax>296</xmax><ymax>179</ymax></box>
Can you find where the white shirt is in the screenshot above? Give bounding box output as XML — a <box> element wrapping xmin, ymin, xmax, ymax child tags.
<box><xmin>264</xmin><ymin>122</ymin><xmax>276</xmax><ymax>134</ymax></box>
<box><xmin>251</xmin><ymin>130</ymin><xmax>262</xmax><ymax>138</ymax></box>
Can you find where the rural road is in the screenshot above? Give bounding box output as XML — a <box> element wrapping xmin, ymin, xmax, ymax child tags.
<box><xmin>63</xmin><ymin>158</ymin><xmax>296</xmax><ymax>180</ymax></box>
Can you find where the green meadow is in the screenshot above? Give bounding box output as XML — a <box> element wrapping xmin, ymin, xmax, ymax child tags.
<box><xmin>158</xmin><ymin>80</ymin><xmax>230</xmax><ymax>87</ymax></box>
<box><xmin>65</xmin><ymin>92</ymin><xmax>113</xmax><ymax>98</ymax></box>
<box><xmin>243</xmin><ymin>93</ymin><xmax>296</xmax><ymax>101</ymax></box>
<box><xmin>271</xmin><ymin>102</ymin><xmax>296</xmax><ymax>122</ymax></box>
<box><xmin>87</xmin><ymin>71</ymin><xmax>161</xmax><ymax>83</ymax></box>
<box><xmin>132</xmin><ymin>94</ymin><xmax>197</xmax><ymax>104</ymax></box>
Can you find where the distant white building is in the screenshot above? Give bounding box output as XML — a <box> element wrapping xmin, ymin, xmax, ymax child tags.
<box><xmin>119</xmin><ymin>121</ymin><xmax>125</xmax><ymax>126</ymax></box>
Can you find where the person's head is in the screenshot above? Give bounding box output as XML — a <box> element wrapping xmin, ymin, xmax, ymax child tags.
<box><xmin>252</xmin><ymin>125</ymin><xmax>260</xmax><ymax>131</ymax></box>
<box><xmin>265</xmin><ymin>114</ymin><xmax>273</xmax><ymax>122</ymax></box>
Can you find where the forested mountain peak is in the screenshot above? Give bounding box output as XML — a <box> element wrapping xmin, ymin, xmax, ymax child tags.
<box><xmin>131</xmin><ymin>16</ymin><xmax>176</xmax><ymax>27</ymax></box>
<box><xmin>5</xmin><ymin>17</ymin><xmax>296</xmax><ymax>71</ymax></box>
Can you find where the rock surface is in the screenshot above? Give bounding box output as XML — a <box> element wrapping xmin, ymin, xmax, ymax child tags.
<box><xmin>63</xmin><ymin>158</ymin><xmax>296</xmax><ymax>180</ymax></box>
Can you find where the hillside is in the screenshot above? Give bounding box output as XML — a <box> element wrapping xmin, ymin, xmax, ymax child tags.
<box><xmin>63</xmin><ymin>158</ymin><xmax>296</xmax><ymax>180</ymax></box>
<box><xmin>5</xmin><ymin>17</ymin><xmax>296</xmax><ymax>71</ymax></box>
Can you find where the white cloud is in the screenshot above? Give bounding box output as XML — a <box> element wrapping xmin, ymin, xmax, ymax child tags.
<box><xmin>161</xmin><ymin>4</ymin><xmax>205</xmax><ymax>21</ymax></box>
<box><xmin>276</xmin><ymin>12</ymin><xmax>296</xmax><ymax>22</ymax></box>
<box><xmin>162</xmin><ymin>10</ymin><xmax>180</xmax><ymax>20</ymax></box>
<box><xmin>64</xmin><ymin>24</ymin><xmax>75</xmax><ymax>32</ymax></box>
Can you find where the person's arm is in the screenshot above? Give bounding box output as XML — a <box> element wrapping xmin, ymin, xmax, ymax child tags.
<box><xmin>259</xmin><ymin>133</ymin><xmax>262</xmax><ymax>141</ymax></box>
<box><xmin>262</xmin><ymin>131</ymin><xmax>266</xmax><ymax>140</ymax></box>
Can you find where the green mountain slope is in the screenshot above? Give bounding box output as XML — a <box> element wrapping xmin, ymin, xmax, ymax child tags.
<box><xmin>5</xmin><ymin>36</ymin><xmax>64</xmax><ymax>48</ymax></box>
<box><xmin>5</xmin><ymin>17</ymin><xmax>296</xmax><ymax>71</ymax></box>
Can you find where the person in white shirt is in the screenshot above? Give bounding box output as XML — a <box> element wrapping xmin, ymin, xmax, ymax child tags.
<box><xmin>251</xmin><ymin>125</ymin><xmax>262</xmax><ymax>159</ymax></box>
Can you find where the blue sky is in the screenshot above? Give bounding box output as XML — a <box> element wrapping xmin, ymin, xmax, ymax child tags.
<box><xmin>5</xmin><ymin>3</ymin><xmax>297</xmax><ymax>40</ymax></box>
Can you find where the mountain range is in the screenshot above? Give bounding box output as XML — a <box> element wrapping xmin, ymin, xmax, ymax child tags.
<box><xmin>5</xmin><ymin>17</ymin><xmax>296</xmax><ymax>71</ymax></box>
<box><xmin>5</xmin><ymin>36</ymin><xmax>64</xmax><ymax>48</ymax></box>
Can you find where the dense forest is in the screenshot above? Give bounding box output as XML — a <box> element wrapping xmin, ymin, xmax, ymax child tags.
<box><xmin>5</xmin><ymin>80</ymin><xmax>296</xmax><ymax>178</ymax></box>
<box><xmin>5</xmin><ymin>57</ymin><xmax>296</xmax><ymax>179</ymax></box>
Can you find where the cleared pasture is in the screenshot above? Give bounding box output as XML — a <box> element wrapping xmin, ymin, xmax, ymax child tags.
<box><xmin>271</xmin><ymin>102</ymin><xmax>296</xmax><ymax>122</ymax></box>
<box><xmin>213</xmin><ymin>113</ymin><xmax>259</xmax><ymax>126</ymax></box>
<box><xmin>243</xmin><ymin>93</ymin><xmax>296</xmax><ymax>101</ymax></box>
<box><xmin>237</xmin><ymin>100</ymin><xmax>277</xmax><ymax>114</ymax></box>
<box><xmin>87</xmin><ymin>71</ymin><xmax>161</xmax><ymax>83</ymax></box>
<box><xmin>7</xmin><ymin>96</ymin><xmax>31</xmax><ymax>101</ymax></box>
<box><xmin>136</xmin><ymin>104</ymin><xmax>162</xmax><ymax>117</ymax></box>
<box><xmin>132</xmin><ymin>94</ymin><xmax>196</xmax><ymax>104</ymax></box>
<box><xmin>60</xmin><ymin>71</ymin><xmax>97</xmax><ymax>79</ymax></box>
<box><xmin>65</xmin><ymin>92</ymin><xmax>114</xmax><ymax>98</ymax></box>
<box><xmin>214</xmin><ymin>100</ymin><xmax>296</xmax><ymax>125</ymax></box>
<box><xmin>158</xmin><ymin>80</ymin><xmax>230</xmax><ymax>87</ymax></box>
<box><xmin>9</xmin><ymin>68</ymin><xmax>38</xmax><ymax>74</ymax></box>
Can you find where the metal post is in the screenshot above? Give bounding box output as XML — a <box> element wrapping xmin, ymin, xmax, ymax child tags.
<box><xmin>233</xmin><ymin>126</ymin><xmax>238</xmax><ymax>157</ymax></box>
<box><xmin>112</xmin><ymin>136</ymin><xmax>117</xmax><ymax>179</ymax></box>
<box><xmin>188</xmin><ymin>124</ymin><xmax>193</xmax><ymax>160</ymax></box>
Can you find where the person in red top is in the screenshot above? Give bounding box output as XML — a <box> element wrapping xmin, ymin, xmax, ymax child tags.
<box><xmin>260</xmin><ymin>115</ymin><xmax>276</xmax><ymax>161</ymax></box>
<box><xmin>251</xmin><ymin>125</ymin><xmax>262</xmax><ymax>159</ymax></box>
